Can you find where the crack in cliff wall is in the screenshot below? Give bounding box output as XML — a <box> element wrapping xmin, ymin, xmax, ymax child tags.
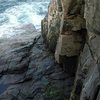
<box><xmin>41</xmin><ymin>0</ymin><xmax>100</xmax><ymax>100</ymax></box>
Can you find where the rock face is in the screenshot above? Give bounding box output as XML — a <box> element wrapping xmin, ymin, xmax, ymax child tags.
<box><xmin>0</xmin><ymin>0</ymin><xmax>100</xmax><ymax>100</ymax></box>
<box><xmin>41</xmin><ymin>0</ymin><xmax>62</xmax><ymax>52</ymax></box>
<box><xmin>41</xmin><ymin>0</ymin><xmax>86</xmax><ymax>60</ymax></box>
<box><xmin>70</xmin><ymin>0</ymin><xmax>100</xmax><ymax>99</ymax></box>
<box><xmin>55</xmin><ymin>32</ymin><xmax>84</xmax><ymax>63</ymax></box>
<box><xmin>42</xmin><ymin>0</ymin><xmax>100</xmax><ymax>100</ymax></box>
<box><xmin>0</xmin><ymin>31</ymin><xmax>76</xmax><ymax>100</ymax></box>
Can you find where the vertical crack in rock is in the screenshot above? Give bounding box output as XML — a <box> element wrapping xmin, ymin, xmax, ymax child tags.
<box><xmin>42</xmin><ymin>0</ymin><xmax>87</xmax><ymax>99</ymax></box>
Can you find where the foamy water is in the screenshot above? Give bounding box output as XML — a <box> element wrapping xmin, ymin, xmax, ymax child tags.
<box><xmin>0</xmin><ymin>0</ymin><xmax>49</xmax><ymax>38</ymax></box>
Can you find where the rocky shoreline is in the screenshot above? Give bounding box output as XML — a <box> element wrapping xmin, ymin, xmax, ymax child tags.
<box><xmin>0</xmin><ymin>0</ymin><xmax>100</xmax><ymax>100</ymax></box>
<box><xmin>0</xmin><ymin>31</ymin><xmax>76</xmax><ymax>100</ymax></box>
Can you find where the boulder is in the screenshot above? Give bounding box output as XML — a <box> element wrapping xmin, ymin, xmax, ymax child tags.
<box><xmin>55</xmin><ymin>32</ymin><xmax>83</xmax><ymax>63</ymax></box>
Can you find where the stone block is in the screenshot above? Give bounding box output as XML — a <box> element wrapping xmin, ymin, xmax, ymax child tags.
<box><xmin>55</xmin><ymin>33</ymin><xmax>82</xmax><ymax>63</ymax></box>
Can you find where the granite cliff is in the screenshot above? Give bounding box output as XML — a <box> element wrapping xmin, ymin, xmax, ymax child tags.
<box><xmin>42</xmin><ymin>0</ymin><xmax>100</xmax><ymax>100</ymax></box>
<box><xmin>0</xmin><ymin>27</ymin><xmax>71</xmax><ymax>100</ymax></box>
<box><xmin>0</xmin><ymin>0</ymin><xmax>99</xmax><ymax>100</ymax></box>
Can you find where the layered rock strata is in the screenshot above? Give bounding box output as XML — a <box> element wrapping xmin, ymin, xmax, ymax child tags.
<box><xmin>0</xmin><ymin>31</ymin><xmax>74</xmax><ymax>100</ymax></box>
<box><xmin>70</xmin><ymin>0</ymin><xmax>100</xmax><ymax>99</ymax></box>
<box><xmin>42</xmin><ymin>0</ymin><xmax>100</xmax><ymax>100</ymax></box>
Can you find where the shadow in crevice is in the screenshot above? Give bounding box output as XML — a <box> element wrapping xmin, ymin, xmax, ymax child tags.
<box><xmin>61</xmin><ymin>56</ymin><xmax>78</xmax><ymax>77</ymax></box>
<box><xmin>93</xmin><ymin>85</ymin><xmax>100</xmax><ymax>100</ymax></box>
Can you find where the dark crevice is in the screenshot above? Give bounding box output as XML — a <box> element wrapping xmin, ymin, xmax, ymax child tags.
<box><xmin>62</xmin><ymin>56</ymin><xmax>78</xmax><ymax>77</ymax></box>
<box><xmin>93</xmin><ymin>85</ymin><xmax>100</xmax><ymax>100</ymax></box>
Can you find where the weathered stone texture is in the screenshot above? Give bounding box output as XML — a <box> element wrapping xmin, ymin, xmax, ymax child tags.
<box><xmin>70</xmin><ymin>0</ymin><xmax>100</xmax><ymax>100</ymax></box>
<box><xmin>42</xmin><ymin>0</ymin><xmax>100</xmax><ymax>100</ymax></box>
<box><xmin>84</xmin><ymin>0</ymin><xmax>100</xmax><ymax>35</ymax></box>
<box><xmin>55</xmin><ymin>32</ymin><xmax>84</xmax><ymax>63</ymax></box>
<box><xmin>41</xmin><ymin>0</ymin><xmax>62</xmax><ymax>52</ymax></box>
<box><xmin>71</xmin><ymin>35</ymin><xmax>100</xmax><ymax>100</ymax></box>
<box><xmin>42</xmin><ymin>0</ymin><xmax>86</xmax><ymax>59</ymax></box>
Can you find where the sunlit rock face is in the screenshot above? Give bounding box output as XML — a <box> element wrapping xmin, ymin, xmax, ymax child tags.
<box><xmin>41</xmin><ymin>0</ymin><xmax>62</xmax><ymax>52</ymax></box>
<box><xmin>42</xmin><ymin>0</ymin><xmax>100</xmax><ymax>100</ymax></box>
<box><xmin>42</xmin><ymin>0</ymin><xmax>86</xmax><ymax>99</ymax></box>
<box><xmin>70</xmin><ymin>0</ymin><xmax>100</xmax><ymax>100</ymax></box>
<box><xmin>41</xmin><ymin>0</ymin><xmax>86</xmax><ymax>54</ymax></box>
<box><xmin>0</xmin><ymin>0</ymin><xmax>99</xmax><ymax>100</ymax></box>
<box><xmin>84</xmin><ymin>0</ymin><xmax>100</xmax><ymax>35</ymax></box>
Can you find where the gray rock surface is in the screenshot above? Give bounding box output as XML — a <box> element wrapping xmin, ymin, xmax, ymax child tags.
<box><xmin>70</xmin><ymin>0</ymin><xmax>100</xmax><ymax>100</ymax></box>
<box><xmin>0</xmin><ymin>32</ymin><xmax>75</xmax><ymax>100</ymax></box>
<box><xmin>0</xmin><ymin>0</ymin><xmax>100</xmax><ymax>100</ymax></box>
<box><xmin>42</xmin><ymin>0</ymin><xmax>100</xmax><ymax>100</ymax></box>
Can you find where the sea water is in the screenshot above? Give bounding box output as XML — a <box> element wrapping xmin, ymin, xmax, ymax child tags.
<box><xmin>0</xmin><ymin>0</ymin><xmax>49</xmax><ymax>38</ymax></box>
